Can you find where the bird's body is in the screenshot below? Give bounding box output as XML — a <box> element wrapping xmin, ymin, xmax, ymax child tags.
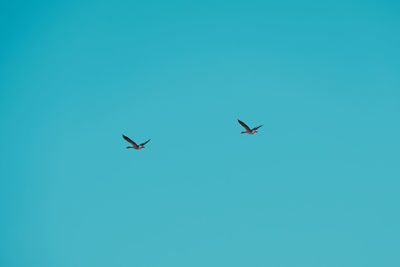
<box><xmin>122</xmin><ymin>135</ymin><xmax>150</xmax><ymax>150</ymax></box>
<box><xmin>238</xmin><ymin>119</ymin><xmax>263</xmax><ymax>134</ymax></box>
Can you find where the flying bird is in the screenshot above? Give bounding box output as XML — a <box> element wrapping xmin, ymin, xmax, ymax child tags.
<box><xmin>238</xmin><ymin>119</ymin><xmax>263</xmax><ymax>134</ymax></box>
<box><xmin>122</xmin><ymin>135</ymin><xmax>151</xmax><ymax>149</ymax></box>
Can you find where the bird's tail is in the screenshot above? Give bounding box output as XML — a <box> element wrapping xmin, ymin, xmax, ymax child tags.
<box><xmin>241</xmin><ymin>131</ymin><xmax>247</xmax><ymax>134</ymax></box>
<box><xmin>126</xmin><ymin>146</ymin><xmax>133</xmax><ymax>149</ymax></box>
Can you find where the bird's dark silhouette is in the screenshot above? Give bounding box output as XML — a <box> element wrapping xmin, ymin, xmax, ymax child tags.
<box><xmin>122</xmin><ymin>135</ymin><xmax>150</xmax><ymax>149</ymax></box>
<box><xmin>238</xmin><ymin>120</ymin><xmax>263</xmax><ymax>134</ymax></box>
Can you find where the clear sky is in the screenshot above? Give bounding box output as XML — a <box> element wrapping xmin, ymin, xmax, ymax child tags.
<box><xmin>1</xmin><ymin>1</ymin><xmax>400</xmax><ymax>266</ymax></box>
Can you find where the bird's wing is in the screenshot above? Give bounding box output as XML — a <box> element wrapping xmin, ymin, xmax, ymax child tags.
<box><xmin>122</xmin><ymin>135</ymin><xmax>138</xmax><ymax>148</ymax></box>
<box><xmin>252</xmin><ymin>125</ymin><xmax>263</xmax><ymax>130</ymax></box>
<box><xmin>140</xmin><ymin>139</ymin><xmax>151</xmax><ymax>146</ymax></box>
<box><xmin>238</xmin><ymin>120</ymin><xmax>251</xmax><ymax>131</ymax></box>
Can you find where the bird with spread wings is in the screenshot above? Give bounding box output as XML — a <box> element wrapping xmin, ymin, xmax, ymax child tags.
<box><xmin>122</xmin><ymin>135</ymin><xmax>151</xmax><ymax>150</ymax></box>
<box><xmin>238</xmin><ymin>119</ymin><xmax>263</xmax><ymax>134</ymax></box>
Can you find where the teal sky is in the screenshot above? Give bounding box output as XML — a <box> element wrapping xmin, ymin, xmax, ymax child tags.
<box><xmin>1</xmin><ymin>1</ymin><xmax>400</xmax><ymax>266</ymax></box>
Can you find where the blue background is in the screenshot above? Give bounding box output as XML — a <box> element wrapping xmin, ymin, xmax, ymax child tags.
<box><xmin>1</xmin><ymin>1</ymin><xmax>400</xmax><ymax>266</ymax></box>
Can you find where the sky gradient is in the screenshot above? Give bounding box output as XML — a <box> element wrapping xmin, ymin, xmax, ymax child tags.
<box><xmin>1</xmin><ymin>1</ymin><xmax>400</xmax><ymax>266</ymax></box>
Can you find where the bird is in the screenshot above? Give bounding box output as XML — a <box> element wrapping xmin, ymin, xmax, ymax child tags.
<box><xmin>122</xmin><ymin>134</ymin><xmax>151</xmax><ymax>149</ymax></box>
<box><xmin>238</xmin><ymin>119</ymin><xmax>263</xmax><ymax>134</ymax></box>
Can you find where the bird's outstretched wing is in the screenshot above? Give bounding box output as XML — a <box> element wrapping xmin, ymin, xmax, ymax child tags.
<box><xmin>140</xmin><ymin>139</ymin><xmax>151</xmax><ymax>146</ymax></box>
<box><xmin>122</xmin><ymin>134</ymin><xmax>139</xmax><ymax>148</ymax></box>
<box><xmin>238</xmin><ymin>120</ymin><xmax>251</xmax><ymax>131</ymax></box>
<box><xmin>252</xmin><ymin>125</ymin><xmax>263</xmax><ymax>130</ymax></box>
